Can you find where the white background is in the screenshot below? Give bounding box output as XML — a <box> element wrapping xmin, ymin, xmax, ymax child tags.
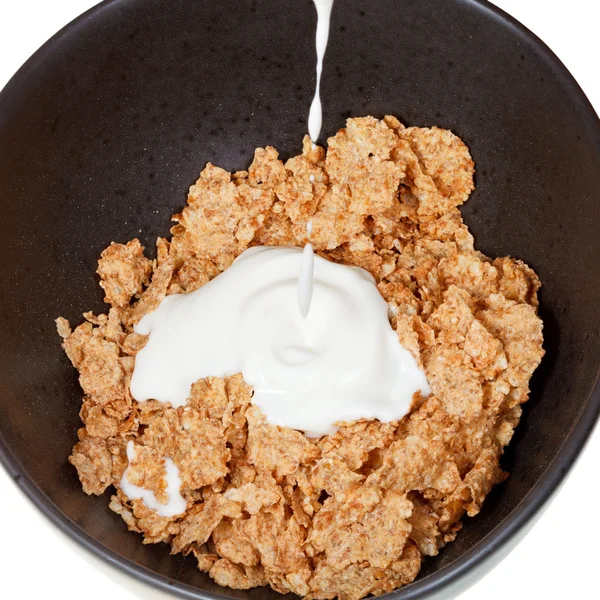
<box><xmin>0</xmin><ymin>1</ymin><xmax>598</xmax><ymax>598</ymax></box>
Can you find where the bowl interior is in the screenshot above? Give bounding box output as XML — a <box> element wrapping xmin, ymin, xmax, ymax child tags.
<box><xmin>1</xmin><ymin>0</ymin><xmax>599</xmax><ymax>597</ymax></box>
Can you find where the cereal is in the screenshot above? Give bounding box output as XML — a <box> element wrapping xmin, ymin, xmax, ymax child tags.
<box><xmin>397</xmin><ymin>126</ymin><xmax>475</xmax><ymax>216</ymax></box>
<box><xmin>246</xmin><ymin>405</ymin><xmax>320</xmax><ymax>477</ymax></box>
<box><xmin>170</xmin><ymin>495</ymin><xmax>241</xmax><ymax>554</ymax></box>
<box><xmin>128</xmin><ymin>249</ymin><xmax>175</xmax><ymax>325</ymax></box>
<box><xmin>309</xmin><ymin>487</ymin><xmax>413</xmax><ymax>569</ymax></box>
<box><xmin>69</xmin><ymin>434</ymin><xmax>114</xmax><ymax>495</ymax></box>
<box><xmin>59</xmin><ymin>116</ymin><xmax>544</xmax><ymax>598</ymax></box>
<box><xmin>239</xmin><ymin>502</ymin><xmax>311</xmax><ymax>582</ymax></box>
<box><xmin>141</xmin><ymin>408</ymin><xmax>230</xmax><ymax>490</ymax></box>
<box><xmin>97</xmin><ymin>239</ymin><xmax>153</xmax><ymax>308</ymax></box>
<box><xmin>223</xmin><ymin>479</ymin><xmax>281</xmax><ymax>515</ymax></box>
<box><xmin>310</xmin><ymin>455</ymin><xmax>365</xmax><ymax>498</ymax></box>
<box><xmin>78</xmin><ymin>336</ymin><xmax>125</xmax><ymax>404</ymax></box>
<box><xmin>422</xmin><ymin>344</ymin><xmax>484</xmax><ymax>417</ymax></box>
<box><xmin>210</xmin><ymin>559</ymin><xmax>269</xmax><ymax>589</ymax></box>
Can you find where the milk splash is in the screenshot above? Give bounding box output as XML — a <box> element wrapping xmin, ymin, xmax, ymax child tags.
<box><xmin>130</xmin><ymin>247</ymin><xmax>430</xmax><ymax>437</ymax></box>
<box><xmin>120</xmin><ymin>441</ymin><xmax>187</xmax><ymax>517</ymax></box>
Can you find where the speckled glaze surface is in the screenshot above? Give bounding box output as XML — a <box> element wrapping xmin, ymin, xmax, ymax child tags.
<box><xmin>0</xmin><ymin>1</ymin><xmax>599</xmax><ymax>599</ymax></box>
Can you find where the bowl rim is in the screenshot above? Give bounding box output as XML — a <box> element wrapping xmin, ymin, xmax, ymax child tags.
<box><xmin>1</xmin><ymin>0</ymin><xmax>599</xmax><ymax>598</ymax></box>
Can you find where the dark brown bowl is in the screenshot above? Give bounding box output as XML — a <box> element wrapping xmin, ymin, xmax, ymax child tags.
<box><xmin>1</xmin><ymin>1</ymin><xmax>599</xmax><ymax>598</ymax></box>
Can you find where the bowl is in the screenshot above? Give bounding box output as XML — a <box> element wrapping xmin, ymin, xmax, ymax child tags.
<box><xmin>1</xmin><ymin>0</ymin><xmax>599</xmax><ymax>598</ymax></box>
